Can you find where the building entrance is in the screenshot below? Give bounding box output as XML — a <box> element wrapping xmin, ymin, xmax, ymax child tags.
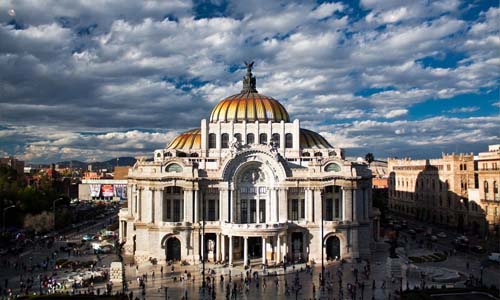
<box><xmin>325</xmin><ymin>235</ymin><xmax>341</xmax><ymax>260</ymax></box>
<box><xmin>166</xmin><ymin>237</ymin><xmax>181</xmax><ymax>261</ymax></box>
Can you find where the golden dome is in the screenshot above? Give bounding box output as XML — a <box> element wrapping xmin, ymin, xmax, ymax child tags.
<box><xmin>300</xmin><ymin>128</ymin><xmax>332</xmax><ymax>149</ymax></box>
<box><xmin>210</xmin><ymin>92</ymin><xmax>290</xmax><ymax>123</ymax></box>
<box><xmin>210</xmin><ymin>61</ymin><xmax>290</xmax><ymax>123</ymax></box>
<box><xmin>166</xmin><ymin>128</ymin><xmax>201</xmax><ymax>150</ymax></box>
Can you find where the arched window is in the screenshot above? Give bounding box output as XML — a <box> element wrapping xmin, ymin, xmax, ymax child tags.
<box><xmin>314</xmin><ymin>152</ymin><xmax>322</xmax><ymax>157</ymax></box>
<box><xmin>302</xmin><ymin>152</ymin><xmax>310</xmax><ymax>157</ymax></box>
<box><xmin>190</xmin><ymin>153</ymin><xmax>199</xmax><ymax>157</ymax></box>
<box><xmin>166</xmin><ymin>163</ymin><xmax>182</xmax><ymax>173</ymax></box>
<box><xmin>221</xmin><ymin>133</ymin><xmax>229</xmax><ymax>148</ymax></box>
<box><xmin>463</xmin><ymin>164</ymin><xmax>467</xmax><ymax>171</ymax></box>
<box><xmin>208</xmin><ymin>133</ymin><xmax>216</xmax><ymax>149</ymax></box>
<box><xmin>285</xmin><ymin>133</ymin><xmax>293</xmax><ymax>148</ymax></box>
<box><xmin>460</xmin><ymin>164</ymin><xmax>463</xmax><ymax>171</ymax></box>
<box><xmin>325</xmin><ymin>163</ymin><xmax>341</xmax><ymax>172</ymax></box>
<box><xmin>259</xmin><ymin>133</ymin><xmax>267</xmax><ymax>145</ymax></box>
<box><xmin>484</xmin><ymin>181</ymin><xmax>489</xmax><ymax>193</ymax></box>
<box><xmin>246</xmin><ymin>133</ymin><xmax>255</xmax><ymax>144</ymax></box>
<box><xmin>234</xmin><ymin>133</ymin><xmax>242</xmax><ymax>142</ymax></box>
<box><xmin>271</xmin><ymin>133</ymin><xmax>280</xmax><ymax>147</ymax></box>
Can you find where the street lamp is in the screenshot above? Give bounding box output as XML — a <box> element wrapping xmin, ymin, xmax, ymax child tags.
<box><xmin>320</xmin><ymin>190</ymin><xmax>325</xmax><ymax>289</ymax></box>
<box><xmin>2</xmin><ymin>205</ymin><xmax>16</xmax><ymax>234</ymax></box>
<box><xmin>53</xmin><ymin>197</ymin><xmax>64</xmax><ymax>231</ymax></box>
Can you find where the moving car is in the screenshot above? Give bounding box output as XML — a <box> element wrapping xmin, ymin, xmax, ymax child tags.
<box><xmin>437</xmin><ymin>232</ymin><xmax>447</xmax><ymax>238</ymax></box>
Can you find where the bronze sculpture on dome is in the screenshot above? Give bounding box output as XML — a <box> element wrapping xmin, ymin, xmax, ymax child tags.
<box><xmin>242</xmin><ymin>61</ymin><xmax>257</xmax><ymax>93</ymax></box>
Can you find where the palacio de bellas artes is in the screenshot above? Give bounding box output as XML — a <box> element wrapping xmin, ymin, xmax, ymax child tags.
<box><xmin>119</xmin><ymin>63</ymin><xmax>375</xmax><ymax>267</ymax></box>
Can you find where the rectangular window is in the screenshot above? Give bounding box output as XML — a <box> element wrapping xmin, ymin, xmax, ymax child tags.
<box><xmin>166</xmin><ymin>199</ymin><xmax>171</xmax><ymax>220</ymax></box>
<box><xmin>250</xmin><ymin>199</ymin><xmax>256</xmax><ymax>223</ymax></box>
<box><xmin>300</xmin><ymin>199</ymin><xmax>305</xmax><ymax>219</ymax></box>
<box><xmin>208</xmin><ymin>199</ymin><xmax>216</xmax><ymax>221</ymax></box>
<box><xmin>291</xmin><ymin>199</ymin><xmax>299</xmax><ymax>220</ymax></box>
<box><xmin>240</xmin><ymin>200</ymin><xmax>247</xmax><ymax>223</ymax></box>
<box><xmin>325</xmin><ymin>198</ymin><xmax>333</xmax><ymax>221</ymax></box>
<box><xmin>173</xmin><ymin>200</ymin><xmax>181</xmax><ymax>222</ymax></box>
<box><xmin>259</xmin><ymin>199</ymin><xmax>266</xmax><ymax>223</ymax></box>
<box><xmin>335</xmin><ymin>198</ymin><xmax>340</xmax><ymax>218</ymax></box>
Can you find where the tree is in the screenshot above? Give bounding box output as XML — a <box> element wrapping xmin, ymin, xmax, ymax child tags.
<box><xmin>365</xmin><ymin>153</ymin><xmax>375</xmax><ymax>166</ymax></box>
<box><xmin>24</xmin><ymin>211</ymin><xmax>54</xmax><ymax>234</ymax></box>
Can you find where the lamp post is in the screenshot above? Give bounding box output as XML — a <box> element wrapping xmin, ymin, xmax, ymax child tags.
<box><xmin>53</xmin><ymin>197</ymin><xmax>64</xmax><ymax>231</ymax></box>
<box><xmin>2</xmin><ymin>205</ymin><xmax>16</xmax><ymax>234</ymax></box>
<box><xmin>320</xmin><ymin>190</ymin><xmax>325</xmax><ymax>289</ymax></box>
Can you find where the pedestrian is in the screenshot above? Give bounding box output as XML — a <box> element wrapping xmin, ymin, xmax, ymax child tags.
<box><xmin>160</xmin><ymin>266</ymin><xmax>163</xmax><ymax>278</ymax></box>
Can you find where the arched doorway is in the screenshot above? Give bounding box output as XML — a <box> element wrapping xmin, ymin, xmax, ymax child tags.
<box><xmin>166</xmin><ymin>237</ymin><xmax>181</xmax><ymax>261</ymax></box>
<box><xmin>325</xmin><ymin>235</ymin><xmax>341</xmax><ymax>260</ymax></box>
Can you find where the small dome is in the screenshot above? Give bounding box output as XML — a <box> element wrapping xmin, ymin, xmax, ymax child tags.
<box><xmin>166</xmin><ymin>129</ymin><xmax>201</xmax><ymax>150</ymax></box>
<box><xmin>210</xmin><ymin>92</ymin><xmax>290</xmax><ymax>123</ymax></box>
<box><xmin>300</xmin><ymin>128</ymin><xmax>332</xmax><ymax>149</ymax></box>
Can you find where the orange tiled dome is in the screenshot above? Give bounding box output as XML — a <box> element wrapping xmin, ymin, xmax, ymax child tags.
<box><xmin>166</xmin><ymin>129</ymin><xmax>201</xmax><ymax>150</ymax></box>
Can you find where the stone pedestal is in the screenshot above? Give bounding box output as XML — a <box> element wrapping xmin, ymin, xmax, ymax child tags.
<box><xmin>386</xmin><ymin>256</ymin><xmax>403</xmax><ymax>278</ymax></box>
<box><xmin>110</xmin><ymin>261</ymin><xmax>123</xmax><ymax>284</ymax></box>
<box><xmin>208</xmin><ymin>250</ymin><xmax>215</xmax><ymax>262</ymax></box>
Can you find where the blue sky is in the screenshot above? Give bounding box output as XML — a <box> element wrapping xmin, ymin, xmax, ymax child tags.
<box><xmin>0</xmin><ymin>0</ymin><xmax>498</xmax><ymax>163</ymax></box>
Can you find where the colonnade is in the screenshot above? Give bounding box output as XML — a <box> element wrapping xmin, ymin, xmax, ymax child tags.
<box><xmin>200</xmin><ymin>233</ymin><xmax>288</xmax><ymax>267</ymax></box>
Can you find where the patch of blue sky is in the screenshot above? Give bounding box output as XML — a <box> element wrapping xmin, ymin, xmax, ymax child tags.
<box><xmin>355</xmin><ymin>87</ymin><xmax>396</xmax><ymax>97</ymax></box>
<box><xmin>192</xmin><ymin>0</ymin><xmax>228</xmax><ymax>19</ymax></box>
<box><xmin>416</xmin><ymin>52</ymin><xmax>468</xmax><ymax>69</ymax></box>
<box><xmin>407</xmin><ymin>88</ymin><xmax>499</xmax><ymax>120</ymax></box>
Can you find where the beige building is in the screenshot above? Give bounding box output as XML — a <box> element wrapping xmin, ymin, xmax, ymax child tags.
<box><xmin>475</xmin><ymin>145</ymin><xmax>500</xmax><ymax>231</ymax></box>
<box><xmin>118</xmin><ymin>65</ymin><xmax>374</xmax><ymax>266</ymax></box>
<box><xmin>388</xmin><ymin>154</ymin><xmax>484</xmax><ymax>232</ymax></box>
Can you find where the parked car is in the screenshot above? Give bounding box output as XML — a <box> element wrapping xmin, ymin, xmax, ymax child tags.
<box><xmin>437</xmin><ymin>232</ymin><xmax>447</xmax><ymax>238</ymax></box>
<box><xmin>415</xmin><ymin>227</ymin><xmax>425</xmax><ymax>233</ymax></box>
<box><xmin>488</xmin><ymin>253</ymin><xmax>500</xmax><ymax>263</ymax></box>
<box><xmin>470</xmin><ymin>245</ymin><xmax>486</xmax><ymax>254</ymax></box>
<box><xmin>408</xmin><ymin>229</ymin><xmax>416</xmax><ymax>236</ymax></box>
<box><xmin>430</xmin><ymin>235</ymin><xmax>438</xmax><ymax>242</ymax></box>
<box><xmin>82</xmin><ymin>234</ymin><xmax>94</xmax><ymax>242</ymax></box>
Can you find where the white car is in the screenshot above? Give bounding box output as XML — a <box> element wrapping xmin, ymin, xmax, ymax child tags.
<box><xmin>437</xmin><ymin>232</ymin><xmax>447</xmax><ymax>238</ymax></box>
<box><xmin>488</xmin><ymin>253</ymin><xmax>500</xmax><ymax>263</ymax></box>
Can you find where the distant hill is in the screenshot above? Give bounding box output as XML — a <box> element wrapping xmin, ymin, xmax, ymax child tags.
<box><xmin>47</xmin><ymin>157</ymin><xmax>136</xmax><ymax>170</ymax></box>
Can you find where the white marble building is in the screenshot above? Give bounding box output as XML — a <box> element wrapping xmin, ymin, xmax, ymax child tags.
<box><xmin>119</xmin><ymin>64</ymin><xmax>373</xmax><ymax>266</ymax></box>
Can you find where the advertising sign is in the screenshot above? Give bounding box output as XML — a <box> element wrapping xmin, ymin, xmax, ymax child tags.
<box><xmin>101</xmin><ymin>184</ymin><xmax>114</xmax><ymax>197</ymax></box>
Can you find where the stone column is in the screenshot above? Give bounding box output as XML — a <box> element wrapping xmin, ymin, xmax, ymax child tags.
<box><xmin>353</xmin><ymin>188</ymin><xmax>359</xmax><ymax>222</ymax></box>
<box><xmin>194</xmin><ymin>189</ymin><xmax>199</xmax><ymax>223</ymax></box>
<box><xmin>155</xmin><ymin>188</ymin><xmax>163</xmax><ymax>224</ymax></box>
<box><xmin>304</xmin><ymin>188</ymin><xmax>309</xmax><ymax>222</ymax></box>
<box><xmin>276</xmin><ymin>235</ymin><xmax>281</xmax><ymax>263</ymax></box>
<box><xmin>262</xmin><ymin>237</ymin><xmax>267</xmax><ymax>265</ymax></box>
<box><xmin>150</xmin><ymin>188</ymin><xmax>155</xmax><ymax>224</ymax></box>
<box><xmin>216</xmin><ymin>233</ymin><xmax>221</xmax><ymax>262</ymax></box>
<box><xmin>127</xmin><ymin>185</ymin><xmax>133</xmax><ymax>217</ymax></box>
<box><xmin>183</xmin><ymin>188</ymin><xmax>192</xmax><ymax>223</ymax></box>
<box><xmin>229</xmin><ymin>236</ymin><xmax>233</xmax><ymax>266</ymax></box>
<box><xmin>243</xmin><ymin>236</ymin><xmax>248</xmax><ymax>266</ymax></box>
<box><xmin>314</xmin><ymin>188</ymin><xmax>322</xmax><ymax>224</ymax></box>
<box><xmin>200</xmin><ymin>233</ymin><xmax>205</xmax><ymax>261</ymax></box>
<box><xmin>221</xmin><ymin>234</ymin><xmax>226</xmax><ymax>262</ymax></box>
<box><xmin>278</xmin><ymin>188</ymin><xmax>288</xmax><ymax>223</ymax></box>
<box><xmin>342</xmin><ymin>187</ymin><xmax>353</xmax><ymax>222</ymax></box>
<box><xmin>270</xmin><ymin>188</ymin><xmax>277</xmax><ymax>223</ymax></box>
<box><xmin>137</xmin><ymin>188</ymin><xmax>142</xmax><ymax>221</ymax></box>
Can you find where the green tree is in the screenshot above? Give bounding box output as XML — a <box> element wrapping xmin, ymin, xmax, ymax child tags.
<box><xmin>365</xmin><ymin>152</ymin><xmax>375</xmax><ymax>166</ymax></box>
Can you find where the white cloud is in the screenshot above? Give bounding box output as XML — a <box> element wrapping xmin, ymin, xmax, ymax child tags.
<box><xmin>446</xmin><ymin>106</ymin><xmax>480</xmax><ymax>113</ymax></box>
<box><xmin>385</xmin><ymin>109</ymin><xmax>408</xmax><ymax>119</ymax></box>
<box><xmin>0</xmin><ymin>0</ymin><xmax>498</xmax><ymax>162</ymax></box>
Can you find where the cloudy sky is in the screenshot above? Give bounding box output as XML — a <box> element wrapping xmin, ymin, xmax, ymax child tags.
<box><xmin>0</xmin><ymin>0</ymin><xmax>498</xmax><ymax>163</ymax></box>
